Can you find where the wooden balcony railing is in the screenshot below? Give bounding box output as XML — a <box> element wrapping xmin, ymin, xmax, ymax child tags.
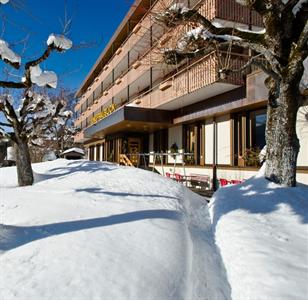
<box><xmin>136</xmin><ymin>51</ymin><xmax>248</xmax><ymax>109</ymax></box>
<box><xmin>76</xmin><ymin>0</ymin><xmax>260</xmax><ymax>112</ymax></box>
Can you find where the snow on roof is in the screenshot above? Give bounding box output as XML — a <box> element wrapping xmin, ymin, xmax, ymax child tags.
<box><xmin>0</xmin><ymin>39</ymin><xmax>21</xmax><ymax>65</ymax></box>
<box><xmin>47</xmin><ymin>34</ymin><xmax>73</xmax><ymax>51</ymax></box>
<box><xmin>61</xmin><ymin>147</ymin><xmax>85</xmax><ymax>155</ymax></box>
<box><xmin>30</xmin><ymin>65</ymin><xmax>57</xmax><ymax>88</ymax></box>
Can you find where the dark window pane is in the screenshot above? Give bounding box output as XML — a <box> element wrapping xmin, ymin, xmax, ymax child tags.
<box><xmin>254</xmin><ymin>112</ymin><xmax>266</xmax><ymax>149</ymax></box>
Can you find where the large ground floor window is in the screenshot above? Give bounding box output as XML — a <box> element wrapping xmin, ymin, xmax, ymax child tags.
<box><xmin>233</xmin><ymin>108</ymin><xmax>266</xmax><ymax>166</ymax></box>
<box><xmin>183</xmin><ymin>123</ymin><xmax>205</xmax><ymax>165</ymax></box>
<box><xmin>87</xmin><ymin>133</ymin><xmax>148</xmax><ymax>166</ymax></box>
<box><xmin>153</xmin><ymin>129</ymin><xmax>168</xmax><ymax>164</ymax></box>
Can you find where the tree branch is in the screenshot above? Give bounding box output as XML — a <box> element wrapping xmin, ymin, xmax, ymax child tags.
<box><xmin>219</xmin><ymin>53</ymin><xmax>280</xmax><ymax>82</ymax></box>
<box><xmin>0</xmin><ymin>122</ymin><xmax>13</xmax><ymax>127</ymax></box>
<box><xmin>235</xmin><ymin>0</ymin><xmax>268</xmax><ymax>14</ymax></box>
<box><xmin>296</xmin><ymin>19</ymin><xmax>308</xmax><ymax>52</ymax></box>
<box><xmin>159</xmin><ymin>8</ymin><xmax>265</xmax><ymax>44</ymax></box>
<box><xmin>0</xmin><ymin>81</ymin><xmax>27</xmax><ymax>89</ymax></box>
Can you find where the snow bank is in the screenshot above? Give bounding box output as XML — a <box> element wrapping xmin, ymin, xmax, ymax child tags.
<box><xmin>0</xmin><ymin>160</ymin><xmax>230</xmax><ymax>300</ymax></box>
<box><xmin>209</xmin><ymin>169</ymin><xmax>308</xmax><ymax>300</ymax></box>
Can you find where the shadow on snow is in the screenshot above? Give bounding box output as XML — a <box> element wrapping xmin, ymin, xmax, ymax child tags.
<box><xmin>0</xmin><ymin>209</ymin><xmax>182</xmax><ymax>252</ymax></box>
<box><xmin>74</xmin><ymin>187</ymin><xmax>180</xmax><ymax>201</ymax></box>
<box><xmin>34</xmin><ymin>160</ymin><xmax>117</xmax><ymax>183</ymax></box>
<box><xmin>211</xmin><ymin>178</ymin><xmax>308</xmax><ymax>231</ymax></box>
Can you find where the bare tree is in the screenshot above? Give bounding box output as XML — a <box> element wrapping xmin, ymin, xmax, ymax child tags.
<box><xmin>155</xmin><ymin>0</ymin><xmax>308</xmax><ymax>187</ymax></box>
<box><xmin>0</xmin><ymin>2</ymin><xmax>73</xmax><ymax>186</ymax></box>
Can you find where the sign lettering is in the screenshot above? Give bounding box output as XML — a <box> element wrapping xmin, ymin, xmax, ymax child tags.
<box><xmin>91</xmin><ymin>103</ymin><xmax>117</xmax><ymax>125</ymax></box>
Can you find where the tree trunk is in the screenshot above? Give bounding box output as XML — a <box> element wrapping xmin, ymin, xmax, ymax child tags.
<box><xmin>265</xmin><ymin>81</ymin><xmax>300</xmax><ymax>186</ymax></box>
<box><xmin>14</xmin><ymin>139</ymin><xmax>34</xmax><ymax>186</ymax></box>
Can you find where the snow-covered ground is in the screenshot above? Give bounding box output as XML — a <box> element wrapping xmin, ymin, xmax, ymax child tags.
<box><xmin>209</xmin><ymin>166</ymin><xmax>308</xmax><ymax>300</ymax></box>
<box><xmin>0</xmin><ymin>159</ymin><xmax>229</xmax><ymax>300</ymax></box>
<box><xmin>1</xmin><ymin>160</ymin><xmax>307</xmax><ymax>300</ymax></box>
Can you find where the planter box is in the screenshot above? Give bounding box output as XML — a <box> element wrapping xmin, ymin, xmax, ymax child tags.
<box><xmin>238</xmin><ymin>157</ymin><xmax>246</xmax><ymax>167</ymax></box>
<box><xmin>103</xmin><ymin>65</ymin><xmax>109</xmax><ymax>71</ymax></box>
<box><xmin>159</xmin><ymin>80</ymin><xmax>173</xmax><ymax>91</ymax></box>
<box><xmin>132</xmin><ymin>24</ymin><xmax>141</xmax><ymax>34</ymax></box>
<box><xmin>103</xmin><ymin>91</ymin><xmax>109</xmax><ymax>96</ymax></box>
<box><xmin>134</xmin><ymin>98</ymin><xmax>141</xmax><ymax>105</ymax></box>
<box><xmin>159</xmin><ymin>35</ymin><xmax>171</xmax><ymax>46</ymax></box>
<box><xmin>116</xmin><ymin>48</ymin><xmax>123</xmax><ymax>55</ymax></box>
<box><xmin>115</xmin><ymin>78</ymin><xmax>122</xmax><ymax>85</ymax></box>
<box><xmin>132</xmin><ymin>61</ymin><xmax>142</xmax><ymax>69</ymax></box>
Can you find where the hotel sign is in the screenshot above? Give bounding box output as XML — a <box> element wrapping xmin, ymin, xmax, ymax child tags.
<box><xmin>91</xmin><ymin>103</ymin><xmax>116</xmax><ymax>125</ymax></box>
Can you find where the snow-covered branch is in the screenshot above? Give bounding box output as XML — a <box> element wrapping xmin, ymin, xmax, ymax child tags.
<box><xmin>156</xmin><ymin>5</ymin><xmax>265</xmax><ymax>43</ymax></box>
<box><xmin>0</xmin><ymin>34</ymin><xmax>72</xmax><ymax>90</ymax></box>
<box><xmin>0</xmin><ymin>39</ymin><xmax>21</xmax><ymax>69</ymax></box>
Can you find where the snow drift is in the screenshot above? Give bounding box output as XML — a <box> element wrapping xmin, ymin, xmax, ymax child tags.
<box><xmin>209</xmin><ymin>166</ymin><xmax>308</xmax><ymax>300</ymax></box>
<box><xmin>0</xmin><ymin>159</ymin><xmax>230</xmax><ymax>300</ymax></box>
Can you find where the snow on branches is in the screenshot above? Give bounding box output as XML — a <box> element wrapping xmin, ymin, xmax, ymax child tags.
<box><xmin>19</xmin><ymin>91</ymin><xmax>73</xmax><ymax>147</ymax></box>
<box><xmin>155</xmin><ymin>1</ymin><xmax>307</xmax><ymax>95</ymax></box>
<box><xmin>29</xmin><ymin>65</ymin><xmax>58</xmax><ymax>89</ymax></box>
<box><xmin>47</xmin><ymin>34</ymin><xmax>73</xmax><ymax>51</ymax></box>
<box><xmin>0</xmin><ymin>39</ymin><xmax>21</xmax><ymax>68</ymax></box>
<box><xmin>0</xmin><ymin>33</ymin><xmax>72</xmax><ymax>90</ymax></box>
<box><xmin>0</xmin><ymin>28</ymin><xmax>73</xmax><ymax>143</ymax></box>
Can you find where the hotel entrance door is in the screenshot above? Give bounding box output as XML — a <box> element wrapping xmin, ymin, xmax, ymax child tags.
<box><xmin>128</xmin><ymin>138</ymin><xmax>141</xmax><ymax>166</ymax></box>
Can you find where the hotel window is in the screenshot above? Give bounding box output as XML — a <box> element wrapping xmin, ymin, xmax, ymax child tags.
<box><xmin>249</xmin><ymin>109</ymin><xmax>266</xmax><ymax>150</ymax></box>
<box><xmin>153</xmin><ymin>129</ymin><xmax>168</xmax><ymax>153</ymax></box>
<box><xmin>76</xmin><ymin>108</ymin><xmax>81</xmax><ymax>119</ymax></box>
<box><xmin>153</xmin><ymin>129</ymin><xmax>168</xmax><ymax>164</ymax></box>
<box><xmin>183</xmin><ymin>123</ymin><xmax>205</xmax><ymax>165</ymax></box>
<box><xmin>94</xmin><ymin>86</ymin><xmax>101</xmax><ymax>101</ymax></box>
<box><xmin>88</xmin><ymin>94</ymin><xmax>93</xmax><ymax>107</ymax></box>
<box><xmin>233</xmin><ymin>108</ymin><xmax>266</xmax><ymax>167</ymax></box>
<box><xmin>89</xmin><ymin>146</ymin><xmax>95</xmax><ymax>161</ymax></box>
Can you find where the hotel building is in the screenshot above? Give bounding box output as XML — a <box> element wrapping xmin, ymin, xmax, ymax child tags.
<box><xmin>74</xmin><ymin>0</ymin><xmax>308</xmax><ymax>184</ymax></box>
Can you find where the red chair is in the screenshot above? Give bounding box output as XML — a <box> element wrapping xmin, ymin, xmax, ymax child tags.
<box><xmin>175</xmin><ymin>173</ymin><xmax>183</xmax><ymax>182</ymax></box>
<box><xmin>219</xmin><ymin>178</ymin><xmax>229</xmax><ymax>187</ymax></box>
<box><xmin>231</xmin><ymin>179</ymin><xmax>242</xmax><ymax>185</ymax></box>
<box><xmin>166</xmin><ymin>172</ymin><xmax>171</xmax><ymax>178</ymax></box>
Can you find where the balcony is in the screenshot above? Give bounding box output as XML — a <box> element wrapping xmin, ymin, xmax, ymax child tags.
<box><xmin>76</xmin><ymin>0</ymin><xmax>261</xmax><ymax>109</ymax></box>
<box><xmin>134</xmin><ymin>51</ymin><xmax>248</xmax><ymax>110</ymax></box>
<box><xmin>200</xmin><ymin>0</ymin><xmax>262</xmax><ymax>27</ymax></box>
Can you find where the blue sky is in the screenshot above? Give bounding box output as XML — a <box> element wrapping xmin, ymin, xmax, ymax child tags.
<box><xmin>0</xmin><ymin>0</ymin><xmax>133</xmax><ymax>92</ymax></box>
